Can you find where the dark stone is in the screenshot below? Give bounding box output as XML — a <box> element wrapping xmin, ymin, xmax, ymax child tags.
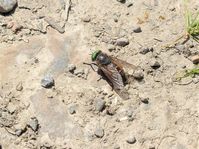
<box><xmin>41</xmin><ymin>75</ymin><xmax>54</xmax><ymax>88</ymax></box>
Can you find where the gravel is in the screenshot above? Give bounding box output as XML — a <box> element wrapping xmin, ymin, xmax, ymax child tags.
<box><xmin>41</xmin><ymin>75</ymin><xmax>54</xmax><ymax>88</ymax></box>
<box><xmin>94</xmin><ymin>98</ymin><xmax>106</xmax><ymax>112</ymax></box>
<box><xmin>94</xmin><ymin>127</ymin><xmax>104</xmax><ymax>138</ymax></box>
<box><xmin>116</xmin><ymin>37</ymin><xmax>129</xmax><ymax>47</ymax></box>
<box><xmin>0</xmin><ymin>0</ymin><xmax>17</xmax><ymax>13</ymax></box>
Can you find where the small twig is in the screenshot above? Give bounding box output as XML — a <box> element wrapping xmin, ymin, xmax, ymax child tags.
<box><xmin>65</xmin><ymin>0</ymin><xmax>72</xmax><ymax>21</ymax></box>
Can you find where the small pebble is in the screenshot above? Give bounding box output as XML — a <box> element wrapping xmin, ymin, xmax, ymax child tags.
<box><xmin>133</xmin><ymin>26</ymin><xmax>142</xmax><ymax>33</ymax></box>
<box><xmin>126</xmin><ymin>109</ymin><xmax>133</xmax><ymax>117</ymax></box>
<box><xmin>41</xmin><ymin>75</ymin><xmax>54</xmax><ymax>88</ymax></box>
<box><xmin>28</xmin><ymin>117</ymin><xmax>39</xmax><ymax>132</ymax></box>
<box><xmin>16</xmin><ymin>82</ymin><xmax>23</xmax><ymax>91</ymax></box>
<box><xmin>175</xmin><ymin>44</ymin><xmax>185</xmax><ymax>51</ymax></box>
<box><xmin>82</xmin><ymin>16</ymin><xmax>91</xmax><ymax>22</ymax></box>
<box><xmin>107</xmin><ymin>44</ymin><xmax>116</xmax><ymax>52</ymax></box>
<box><xmin>126</xmin><ymin>136</ymin><xmax>136</xmax><ymax>144</ymax></box>
<box><xmin>113</xmin><ymin>16</ymin><xmax>118</xmax><ymax>22</ymax></box>
<box><xmin>114</xmin><ymin>144</ymin><xmax>120</xmax><ymax>149</ymax></box>
<box><xmin>150</xmin><ymin>59</ymin><xmax>161</xmax><ymax>69</ymax></box>
<box><xmin>116</xmin><ymin>38</ymin><xmax>129</xmax><ymax>47</ymax></box>
<box><xmin>7</xmin><ymin>103</ymin><xmax>16</xmax><ymax>114</ymax></box>
<box><xmin>193</xmin><ymin>77</ymin><xmax>199</xmax><ymax>84</ymax></box>
<box><xmin>140</xmin><ymin>47</ymin><xmax>150</xmax><ymax>54</ymax></box>
<box><xmin>67</xmin><ymin>64</ymin><xmax>76</xmax><ymax>73</ymax></box>
<box><xmin>0</xmin><ymin>0</ymin><xmax>17</xmax><ymax>13</ymax></box>
<box><xmin>140</xmin><ymin>97</ymin><xmax>149</xmax><ymax>104</ymax></box>
<box><xmin>133</xmin><ymin>69</ymin><xmax>144</xmax><ymax>80</ymax></box>
<box><xmin>94</xmin><ymin>98</ymin><xmax>106</xmax><ymax>112</ymax></box>
<box><xmin>106</xmin><ymin>107</ymin><xmax>116</xmax><ymax>116</ymax></box>
<box><xmin>117</xmin><ymin>0</ymin><xmax>126</xmax><ymax>3</ymax></box>
<box><xmin>15</xmin><ymin>129</ymin><xmax>24</xmax><ymax>137</ymax></box>
<box><xmin>126</xmin><ymin>2</ymin><xmax>133</xmax><ymax>7</ymax></box>
<box><xmin>74</xmin><ymin>68</ymin><xmax>84</xmax><ymax>76</ymax></box>
<box><xmin>68</xmin><ymin>105</ymin><xmax>76</xmax><ymax>114</ymax></box>
<box><xmin>94</xmin><ymin>127</ymin><xmax>104</xmax><ymax>138</ymax></box>
<box><xmin>190</xmin><ymin>55</ymin><xmax>199</xmax><ymax>64</ymax></box>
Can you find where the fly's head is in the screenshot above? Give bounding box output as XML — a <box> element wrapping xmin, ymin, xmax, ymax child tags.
<box><xmin>92</xmin><ymin>50</ymin><xmax>111</xmax><ymax>65</ymax></box>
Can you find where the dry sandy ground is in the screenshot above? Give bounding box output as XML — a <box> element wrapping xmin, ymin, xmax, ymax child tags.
<box><xmin>0</xmin><ymin>0</ymin><xmax>199</xmax><ymax>149</ymax></box>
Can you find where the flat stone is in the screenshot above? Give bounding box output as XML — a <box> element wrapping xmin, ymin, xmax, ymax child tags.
<box><xmin>0</xmin><ymin>0</ymin><xmax>17</xmax><ymax>13</ymax></box>
<box><xmin>94</xmin><ymin>127</ymin><xmax>104</xmax><ymax>138</ymax></box>
<box><xmin>31</xmin><ymin>90</ymin><xmax>83</xmax><ymax>139</ymax></box>
<box><xmin>116</xmin><ymin>38</ymin><xmax>129</xmax><ymax>47</ymax></box>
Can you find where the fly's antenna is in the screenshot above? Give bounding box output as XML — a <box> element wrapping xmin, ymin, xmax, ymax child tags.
<box><xmin>83</xmin><ymin>62</ymin><xmax>98</xmax><ymax>72</ymax></box>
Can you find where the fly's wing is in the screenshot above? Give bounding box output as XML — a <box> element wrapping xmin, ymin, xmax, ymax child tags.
<box><xmin>100</xmin><ymin>63</ymin><xmax>124</xmax><ymax>90</ymax></box>
<box><xmin>99</xmin><ymin>63</ymin><xmax>129</xmax><ymax>100</ymax></box>
<box><xmin>110</xmin><ymin>56</ymin><xmax>137</xmax><ymax>73</ymax></box>
<box><xmin>110</xmin><ymin>56</ymin><xmax>137</xmax><ymax>83</ymax></box>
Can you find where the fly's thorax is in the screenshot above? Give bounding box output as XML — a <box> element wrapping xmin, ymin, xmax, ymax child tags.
<box><xmin>96</xmin><ymin>53</ymin><xmax>111</xmax><ymax>65</ymax></box>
